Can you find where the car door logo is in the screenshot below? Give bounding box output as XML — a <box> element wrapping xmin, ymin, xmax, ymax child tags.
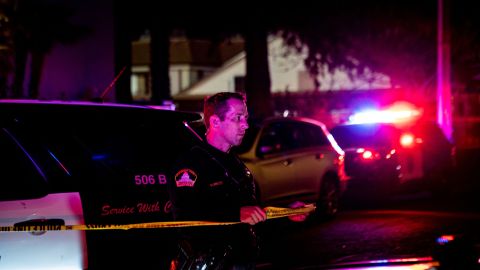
<box><xmin>175</xmin><ymin>168</ymin><xmax>197</xmax><ymax>187</ymax></box>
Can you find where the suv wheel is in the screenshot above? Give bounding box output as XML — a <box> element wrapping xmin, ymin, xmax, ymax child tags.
<box><xmin>316</xmin><ymin>176</ymin><xmax>339</xmax><ymax>219</ymax></box>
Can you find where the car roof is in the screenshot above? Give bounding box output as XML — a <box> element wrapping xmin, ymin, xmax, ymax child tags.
<box><xmin>262</xmin><ymin>116</ymin><xmax>328</xmax><ymax>129</ymax></box>
<box><xmin>0</xmin><ymin>99</ymin><xmax>202</xmax><ymax>122</ymax></box>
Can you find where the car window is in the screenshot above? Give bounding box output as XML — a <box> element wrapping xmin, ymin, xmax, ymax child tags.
<box><xmin>255</xmin><ymin>121</ymin><xmax>330</xmax><ymax>155</ymax></box>
<box><xmin>288</xmin><ymin>122</ymin><xmax>309</xmax><ymax>149</ymax></box>
<box><xmin>72</xmin><ymin>120</ymin><xmax>198</xmax><ymax>182</ymax></box>
<box><xmin>257</xmin><ymin>122</ymin><xmax>293</xmax><ymax>155</ymax></box>
<box><xmin>296</xmin><ymin>122</ymin><xmax>330</xmax><ymax>148</ymax></box>
<box><xmin>0</xmin><ymin>128</ymin><xmax>48</xmax><ymax>201</ymax></box>
<box><xmin>331</xmin><ymin>124</ymin><xmax>399</xmax><ymax>148</ymax></box>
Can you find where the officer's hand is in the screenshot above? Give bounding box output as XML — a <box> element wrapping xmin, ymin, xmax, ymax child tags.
<box><xmin>288</xmin><ymin>201</ymin><xmax>309</xmax><ymax>222</ymax></box>
<box><xmin>240</xmin><ymin>206</ymin><xmax>266</xmax><ymax>225</ymax></box>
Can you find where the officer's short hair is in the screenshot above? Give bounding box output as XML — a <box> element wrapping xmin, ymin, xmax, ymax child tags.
<box><xmin>204</xmin><ymin>92</ymin><xmax>246</xmax><ymax>129</ymax></box>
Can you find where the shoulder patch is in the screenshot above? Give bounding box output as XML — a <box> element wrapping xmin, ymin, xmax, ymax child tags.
<box><xmin>174</xmin><ymin>168</ymin><xmax>198</xmax><ymax>187</ymax></box>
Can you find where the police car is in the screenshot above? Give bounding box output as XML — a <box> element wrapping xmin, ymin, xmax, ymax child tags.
<box><xmin>330</xmin><ymin>103</ymin><xmax>455</xmax><ymax>198</ymax></box>
<box><xmin>0</xmin><ymin>100</ymin><xmax>203</xmax><ymax>269</ymax></box>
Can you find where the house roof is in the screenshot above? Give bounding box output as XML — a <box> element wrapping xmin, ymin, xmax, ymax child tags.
<box><xmin>132</xmin><ymin>36</ymin><xmax>244</xmax><ymax>67</ymax></box>
<box><xmin>174</xmin><ymin>51</ymin><xmax>245</xmax><ymax>99</ymax></box>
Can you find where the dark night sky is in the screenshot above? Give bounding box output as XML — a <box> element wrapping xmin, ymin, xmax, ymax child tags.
<box><xmin>34</xmin><ymin>0</ymin><xmax>480</xmax><ymax>100</ymax></box>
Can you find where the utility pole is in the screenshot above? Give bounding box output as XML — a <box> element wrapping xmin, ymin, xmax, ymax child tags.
<box><xmin>437</xmin><ymin>0</ymin><xmax>453</xmax><ymax>142</ymax></box>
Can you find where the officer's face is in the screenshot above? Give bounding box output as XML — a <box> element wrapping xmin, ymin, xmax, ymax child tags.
<box><xmin>216</xmin><ymin>98</ymin><xmax>249</xmax><ymax>148</ymax></box>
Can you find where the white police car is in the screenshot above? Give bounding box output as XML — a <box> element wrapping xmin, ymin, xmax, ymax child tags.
<box><xmin>0</xmin><ymin>100</ymin><xmax>203</xmax><ymax>269</ymax></box>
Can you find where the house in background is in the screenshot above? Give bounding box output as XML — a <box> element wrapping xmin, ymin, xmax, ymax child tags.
<box><xmin>173</xmin><ymin>35</ymin><xmax>391</xmax><ymax>97</ymax></box>
<box><xmin>130</xmin><ymin>33</ymin><xmax>244</xmax><ymax>102</ymax></box>
<box><xmin>131</xmin><ymin>33</ymin><xmax>391</xmax><ymax>112</ymax></box>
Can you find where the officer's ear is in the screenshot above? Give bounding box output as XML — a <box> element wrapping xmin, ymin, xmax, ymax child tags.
<box><xmin>210</xmin><ymin>115</ymin><xmax>220</xmax><ymax>128</ymax></box>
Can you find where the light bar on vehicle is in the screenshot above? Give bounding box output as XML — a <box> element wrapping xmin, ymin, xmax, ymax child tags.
<box><xmin>437</xmin><ymin>235</ymin><xmax>455</xmax><ymax>245</ymax></box>
<box><xmin>349</xmin><ymin>109</ymin><xmax>421</xmax><ymax>124</ymax></box>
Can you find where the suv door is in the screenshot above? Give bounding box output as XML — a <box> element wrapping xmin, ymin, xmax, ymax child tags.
<box><xmin>253</xmin><ymin>121</ymin><xmax>296</xmax><ymax>205</ymax></box>
<box><xmin>287</xmin><ymin>121</ymin><xmax>336</xmax><ymax>202</ymax></box>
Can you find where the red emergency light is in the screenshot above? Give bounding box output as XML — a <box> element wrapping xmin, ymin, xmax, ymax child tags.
<box><xmin>400</xmin><ymin>133</ymin><xmax>415</xmax><ymax>148</ymax></box>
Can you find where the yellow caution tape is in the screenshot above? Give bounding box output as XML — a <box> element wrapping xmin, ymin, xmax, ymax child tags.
<box><xmin>264</xmin><ymin>204</ymin><xmax>316</xmax><ymax>219</ymax></box>
<box><xmin>0</xmin><ymin>204</ymin><xmax>316</xmax><ymax>232</ymax></box>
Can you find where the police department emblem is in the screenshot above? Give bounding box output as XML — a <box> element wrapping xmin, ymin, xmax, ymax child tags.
<box><xmin>175</xmin><ymin>169</ymin><xmax>197</xmax><ymax>187</ymax></box>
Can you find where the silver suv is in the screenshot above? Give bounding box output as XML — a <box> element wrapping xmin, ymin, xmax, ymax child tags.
<box><xmin>234</xmin><ymin>117</ymin><xmax>348</xmax><ymax>218</ymax></box>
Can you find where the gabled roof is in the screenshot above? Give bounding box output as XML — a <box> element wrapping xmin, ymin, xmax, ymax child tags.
<box><xmin>132</xmin><ymin>36</ymin><xmax>244</xmax><ymax>67</ymax></box>
<box><xmin>174</xmin><ymin>51</ymin><xmax>246</xmax><ymax>99</ymax></box>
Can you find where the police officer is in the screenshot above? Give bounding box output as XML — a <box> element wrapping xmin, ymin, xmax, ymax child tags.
<box><xmin>168</xmin><ymin>92</ymin><xmax>308</xmax><ymax>269</ymax></box>
<box><xmin>168</xmin><ymin>92</ymin><xmax>265</xmax><ymax>269</ymax></box>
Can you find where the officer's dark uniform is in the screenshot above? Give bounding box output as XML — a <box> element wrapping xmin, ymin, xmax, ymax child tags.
<box><xmin>168</xmin><ymin>142</ymin><xmax>260</xmax><ymax>269</ymax></box>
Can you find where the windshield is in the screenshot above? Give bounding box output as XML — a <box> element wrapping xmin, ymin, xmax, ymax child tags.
<box><xmin>330</xmin><ymin>124</ymin><xmax>399</xmax><ymax>149</ymax></box>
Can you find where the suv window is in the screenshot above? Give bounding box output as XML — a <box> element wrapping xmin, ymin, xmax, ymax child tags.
<box><xmin>0</xmin><ymin>128</ymin><xmax>48</xmax><ymax>201</ymax></box>
<box><xmin>331</xmin><ymin>123</ymin><xmax>399</xmax><ymax>148</ymax></box>
<box><xmin>257</xmin><ymin>122</ymin><xmax>293</xmax><ymax>155</ymax></box>
<box><xmin>295</xmin><ymin>122</ymin><xmax>330</xmax><ymax>148</ymax></box>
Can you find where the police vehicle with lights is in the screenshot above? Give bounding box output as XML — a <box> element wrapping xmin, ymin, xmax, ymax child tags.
<box><xmin>0</xmin><ymin>99</ymin><xmax>203</xmax><ymax>269</ymax></box>
<box><xmin>330</xmin><ymin>102</ymin><xmax>455</xmax><ymax>198</ymax></box>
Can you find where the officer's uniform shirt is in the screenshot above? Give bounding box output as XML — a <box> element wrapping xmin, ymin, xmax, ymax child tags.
<box><xmin>168</xmin><ymin>142</ymin><xmax>259</xmax><ymax>263</ymax></box>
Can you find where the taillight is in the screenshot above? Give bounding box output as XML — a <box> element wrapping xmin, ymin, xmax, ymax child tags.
<box><xmin>356</xmin><ymin>148</ymin><xmax>379</xmax><ymax>160</ymax></box>
<box><xmin>400</xmin><ymin>133</ymin><xmax>415</xmax><ymax>148</ymax></box>
<box><xmin>385</xmin><ymin>149</ymin><xmax>396</xmax><ymax>159</ymax></box>
<box><xmin>337</xmin><ymin>154</ymin><xmax>349</xmax><ymax>181</ymax></box>
<box><xmin>362</xmin><ymin>150</ymin><xmax>374</xmax><ymax>159</ymax></box>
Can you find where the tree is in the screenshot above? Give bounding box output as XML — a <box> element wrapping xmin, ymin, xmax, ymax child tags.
<box><xmin>111</xmin><ymin>1</ymin><xmax>301</xmax><ymax>117</ymax></box>
<box><xmin>281</xmin><ymin>0</ymin><xmax>480</xmax><ymax>97</ymax></box>
<box><xmin>148</xmin><ymin>5</ymin><xmax>172</xmax><ymax>104</ymax></box>
<box><xmin>152</xmin><ymin>2</ymin><xmax>295</xmax><ymax>119</ymax></box>
<box><xmin>119</xmin><ymin>1</ymin><xmax>480</xmax><ymax>119</ymax></box>
<box><xmin>11</xmin><ymin>0</ymin><xmax>90</xmax><ymax>98</ymax></box>
<box><xmin>114</xmin><ymin>1</ymin><xmax>329</xmax><ymax>117</ymax></box>
<box><xmin>113</xmin><ymin>2</ymin><xmax>178</xmax><ymax>105</ymax></box>
<box><xmin>450</xmin><ymin>0</ymin><xmax>480</xmax><ymax>92</ymax></box>
<box><xmin>112</xmin><ymin>1</ymin><xmax>135</xmax><ymax>103</ymax></box>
